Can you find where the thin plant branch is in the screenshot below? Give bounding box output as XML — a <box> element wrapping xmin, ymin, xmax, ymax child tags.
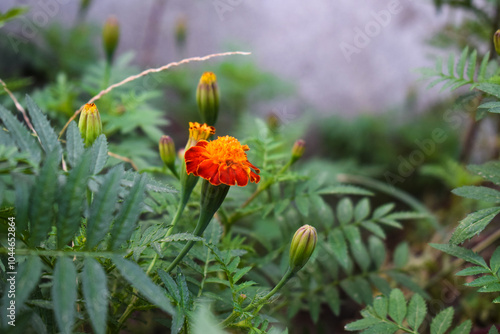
<box><xmin>58</xmin><ymin>51</ymin><xmax>251</xmax><ymax>139</ymax></box>
<box><xmin>108</xmin><ymin>151</ymin><xmax>139</xmax><ymax>171</ymax></box>
<box><xmin>0</xmin><ymin>78</ymin><xmax>37</xmax><ymax>135</ymax></box>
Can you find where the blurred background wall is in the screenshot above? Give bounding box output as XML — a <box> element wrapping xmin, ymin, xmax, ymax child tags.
<box><xmin>1</xmin><ymin>0</ymin><xmax>452</xmax><ymax>114</ymax></box>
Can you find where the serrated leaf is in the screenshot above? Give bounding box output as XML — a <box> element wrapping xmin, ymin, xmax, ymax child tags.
<box><xmin>447</xmin><ymin>53</ymin><xmax>455</xmax><ymax>76</ymax></box>
<box><xmin>466</xmin><ymin>50</ymin><xmax>477</xmax><ymax>80</ymax></box>
<box><xmin>394</xmin><ymin>242</ymin><xmax>409</xmax><ymax>268</ymax></box>
<box><xmin>362</xmin><ymin>221</ymin><xmax>386</xmax><ymax>239</ymax></box>
<box><xmin>359</xmin><ymin>322</ymin><xmax>399</xmax><ymax>334</ymax></box>
<box><xmin>430</xmin><ymin>244</ymin><xmax>488</xmax><ymax>268</ymax></box>
<box><xmin>450</xmin><ymin>320</ymin><xmax>472</xmax><ymax>334</ymax></box>
<box><xmin>317</xmin><ymin>184</ymin><xmax>373</xmax><ymax>196</ymax></box>
<box><xmin>456</xmin><ymin>46</ymin><xmax>469</xmax><ymax>79</ymax></box>
<box><xmin>86</xmin><ymin>165</ymin><xmax>124</xmax><ymax>249</ymax></box>
<box><xmin>345</xmin><ymin>317</ymin><xmax>382</xmax><ymax>331</ymax></box>
<box><xmin>464</xmin><ymin>275</ymin><xmax>498</xmax><ymax>287</ymax></box>
<box><xmin>52</xmin><ymin>257</ymin><xmax>77</xmax><ymax>334</ymax></box>
<box><xmin>450</xmin><ymin>207</ymin><xmax>500</xmax><ymax>244</ymax></box>
<box><xmin>66</xmin><ymin>121</ymin><xmax>84</xmax><ymax>167</ymax></box>
<box><xmin>25</xmin><ymin>95</ymin><xmax>61</xmax><ymax>155</ymax></box>
<box><xmin>343</xmin><ymin>225</ymin><xmax>370</xmax><ymax>272</ymax></box>
<box><xmin>89</xmin><ymin>135</ymin><xmax>108</xmax><ymax>175</ymax></box>
<box><xmin>158</xmin><ymin>269</ymin><xmax>181</xmax><ymax>303</ymax></box>
<box><xmin>354</xmin><ymin>198</ymin><xmax>370</xmax><ymax>222</ymax></box>
<box><xmin>233</xmin><ymin>266</ymin><xmax>252</xmax><ymax>283</ymax></box>
<box><xmin>57</xmin><ymin>149</ymin><xmax>92</xmax><ymax>248</ymax></box>
<box><xmin>388</xmin><ymin>289</ymin><xmax>406</xmax><ymax>325</ymax></box>
<box><xmin>369</xmin><ymin>274</ymin><xmax>392</xmax><ymax>296</ymax></box>
<box><xmin>176</xmin><ymin>270</ymin><xmax>191</xmax><ymax>309</ymax></box>
<box><xmin>368</xmin><ymin>236</ymin><xmax>386</xmax><ymax>269</ymax></box>
<box><xmin>467</xmin><ymin>162</ymin><xmax>500</xmax><ymax>185</ymax></box>
<box><xmin>341</xmin><ymin>276</ymin><xmax>372</xmax><ymax>305</ymax></box>
<box><xmin>407</xmin><ymin>293</ymin><xmax>427</xmax><ymax>330</ymax></box>
<box><xmin>478</xmin><ymin>52</ymin><xmax>490</xmax><ymax>81</ymax></box>
<box><xmin>456</xmin><ymin>266</ymin><xmax>491</xmax><ymax>276</ymax></box>
<box><xmin>29</xmin><ymin>149</ymin><xmax>60</xmax><ymax>245</ymax></box>
<box><xmin>373</xmin><ymin>203</ymin><xmax>395</xmax><ymax>219</ymax></box>
<box><xmin>15</xmin><ymin>256</ymin><xmax>42</xmax><ymax>310</ymax></box>
<box><xmin>161</xmin><ymin>233</ymin><xmax>204</xmax><ymax>243</ymax></box>
<box><xmin>477</xmin><ymin>83</ymin><xmax>500</xmax><ymax>99</ymax></box>
<box><xmin>171</xmin><ymin>308</ymin><xmax>186</xmax><ymax>334</ymax></box>
<box><xmin>309</xmin><ymin>293</ymin><xmax>321</xmax><ymax>324</ymax></box>
<box><xmin>490</xmin><ymin>247</ymin><xmax>500</xmax><ymax>274</ymax></box>
<box><xmin>325</xmin><ymin>287</ymin><xmax>340</xmax><ymax>316</ymax></box>
<box><xmin>388</xmin><ymin>272</ymin><xmax>430</xmax><ymax>299</ymax></box>
<box><xmin>430</xmin><ymin>307</ymin><xmax>454</xmax><ymax>334</ymax></box>
<box><xmin>13</xmin><ymin>174</ymin><xmax>30</xmax><ymax>232</ymax></box>
<box><xmin>112</xmin><ymin>256</ymin><xmax>175</xmax><ymax>315</ymax></box>
<box><xmin>373</xmin><ymin>295</ymin><xmax>388</xmax><ymax>318</ymax></box>
<box><xmin>337</xmin><ymin>198</ymin><xmax>353</xmax><ymax>225</ymax></box>
<box><xmin>82</xmin><ymin>258</ymin><xmax>108</xmax><ymax>334</ymax></box>
<box><xmin>109</xmin><ymin>174</ymin><xmax>147</xmax><ymax>250</ymax></box>
<box><xmin>477</xmin><ymin>283</ymin><xmax>500</xmax><ymax>292</ymax></box>
<box><xmin>330</xmin><ymin>228</ymin><xmax>349</xmax><ymax>269</ymax></box>
<box><xmin>452</xmin><ymin>186</ymin><xmax>500</xmax><ymax>203</ymax></box>
<box><xmin>0</xmin><ymin>104</ymin><xmax>41</xmax><ymax>163</ymax></box>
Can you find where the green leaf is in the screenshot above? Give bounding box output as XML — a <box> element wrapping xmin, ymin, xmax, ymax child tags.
<box><xmin>490</xmin><ymin>247</ymin><xmax>500</xmax><ymax>274</ymax></box>
<box><xmin>13</xmin><ymin>174</ymin><xmax>30</xmax><ymax>232</ymax></box>
<box><xmin>295</xmin><ymin>195</ymin><xmax>310</xmax><ymax>216</ymax></box>
<box><xmin>89</xmin><ymin>135</ymin><xmax>108</xmax><ymax>175</ymax></box>
<box><xmin>25</xmin><ymin>95</ymin><xmax>61</xmax><ymax>156</ymax></box>
<box><xmin>394</xmin><ymin>242</ymin><xmax>409</xmax><ymax>268</ymax></box>
<box><xmin>52</xmin><ymin>257</ymin><xmax>77</xmax><ymax>334</ymax></box>
<box><xmin>325</xmin><ymin>287</ymin><xmax>340</xmax><ymax>316</ymax></box>
<box><xmin>341</xmin><ymin>276</ymin><xmax>372</xmax><ymax>305</ymax></box>
<box><xmin>158</xmin><ymin>269</ymin><xmax>181</xmax><ymax>303</ymax></box>
<box><xmin>57</xmin><ymin>149</ymin><xmax>92</xmax><ymax>248</ymax></box>
<box><xmin>430</xmin><ymin>307</ymin><xmax>454</xmax><ymax>334</ymax></box>
<box><xmin>354</xmin><ymin>198</ymin><xmax>370</xmax><ymax>222</ymax></box>
<box><xmin>447</xmin><ymin>53</ymin><xmax>455</xmax><ymax>76</ymax></box>
<box><xmin>489</xmin><ymin>325</ymin><xmax>500</xmax><ymax>334</ymax></box>
<box><xmin>337</xmin><ymin>198</ymin><xmax>353</xmax><ymax>225</ymax></box>
<box><xmin>29</xmin><ymin>149</ymin><xmax>60</xmax><ymax>245</ymax></box>
<box><xmin>388</xmin><ymin>272</ymin><xmax>430</xmax><ymax>299</ymax></box>
<box><xmin>109</xmin><ymin>174</ymin><xmax>147</xmax><ymax>250</ymax></box>
<box><xmin>388</xmin><ymin>289</ymin><xmax>406</xmax><ymax>325</ymax></box>
<box><xmin>407</xmin><ymin>293</ymin><xmax>427</xmax><ymax>330</ymax></box>
<box><xmin>466</xmin><ymin>49</ymin><xmax>477</xmax><ymax>80</ymax></box>
<box><xmin>176</xmin><ymin>270</ymin><xmax>191</xmax><ymax>309</ymax></box>
<box><xmin>317</xmin><ymin>184</ymin><xmax>373</xmax><ymax>196</ymax></box>
<box><xmin>477</xmin><ymin>83</ymin><xmax>500</xmax><ymax>99</ymax></box>
<box><xmin>464</xmin><ymin>275</ymin><xmax>498</xmax><ymax>287</ymax></box>
<box><xmin>478</xmin><ymin>52</ymin><xmax>490</xmax><ymax>81</ymax></box>
<box><xmin>477</xmin><ymin>283</ymin><xmax>500</xmax><ymax>292</ymax></box>
<box><xmin>372</xmin><ymin>203</ymin><xmax>395</xmax><ymax>219</ymax></box>
<box><xmin>359</xmin><ymin>322</ymin><xmax>399</xmax><ymax>334</ymax></box>
<box><xmin>0</xmin><ymin>104</ymin><xmax>41</xmax><ymax>163</ymax></box>
<box><xmin>112</xmin><ymin>256</ymin><xmax>175</xmax><ymax>315</ymax></box>
<box><xmin>368</xmin><ymin>236</ymin><xmax>386</xmax><ymax>269</ymax></box>
<box><xmin>309</xmin><ymin>293</ymin><xmax>321</xmax><ymax>324</ymax></box>
<box><xmin>467</xmin><ymin>162</ymin><xmax>500</xmax><ymax>186</ymax></box>
<box><xmin>361</xmin><ymin>221</ymin><xmax>386</xmax><ymax>239</ymax></box>
<box><xmin>430</xmin><ymin>244</ymin><xmax>488</xmax><ymax>268</ymax></box>
<box><xmin>86</xmin><ymin>165</ymin><xmax>124</xmax><ymax>249</ymax></box>
<box><xmin>452</xmin><ymin>186</ymin><xmax>500</xmax><ymax>203</ymax></box>
<box><xmin>456</xmin><ymin>47</ymin><xmax>469</xmax><ymax>79</ymax></box>
<box><xmin>450</xmin><ymin>320</ymin><xmax>472</xmax><ymax>334</ymax></box>
<box><xmin>161</xmin><ymin>233</ymin><xmax>204</xmax><ymax>243</ymax></box>
<box><xmin>373</xmin><ymin>295</ymin><xmax>388</xmax><ymax>318</ymax></box>
<box><xmin>0</xmin><ymin>6</ymin><xmax>28</xmax><ymax>27</ymax></box>
<box><xmin>455</xmin><ymin>266</ymin><xmax>491</xmax><ymax>276</ymax></box>
<box><xmin>369</xmin><ymin>274</ymin><xmax>392</xmax><ymax>296</ymax></box>
<box><xmin>66</xmin><ymin>121</ymin><xmax>84</xmax><ymax>167</ymax></box>
<box><xmin>233</xmin><ymin>266</ymin><xmax>252</xmax><ymax>283</ymax></box>
<box><xmin>82</xmin><ymin>258</ymin><xmax>108</xmax><ymax>334</ymax></box>
<box><xmin>345</xmin><ymin>317</ymin><xmax>382</xmax><ymax>331</ymax></box>
<box><xmin>329</xmin><ymin>228</ymin><xmax>349</xmax><ymax>269</ymax></box>
<box><xmin>15</xmin><ymin>256</ymin><xmax>43</xmax><ymax>310</ymax></box>
<box><xmin>343</xmin><ymin>225</ymin><xmax>370</xmax><ymax>272</ymax></box>
<box><xmin>450</xmin><ymin>207</ymin><xmax>500</xmax><ymax>244</ymax></box>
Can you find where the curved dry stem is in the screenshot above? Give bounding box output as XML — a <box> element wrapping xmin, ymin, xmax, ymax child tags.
<box><xmin>108</xmin><ymin>151</ymin><xmax>139</xmax><ymax>171</ymax></box>
<box><xmin>58</xmin><ymin>51</ymin><xmax>251</xmax><ymax>139</ymax></box>
<box><xmin>0</xmin><ymin>78</ymin><xmax>37</xmax><ymax>136</ymax></box>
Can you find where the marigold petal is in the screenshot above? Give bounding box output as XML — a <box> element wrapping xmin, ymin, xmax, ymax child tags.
<box><xmin>234</xmin><ymin>167</ymin><xmax>249</xmax><ymax>187</ymax></box>
<box><xmin>197</xmin><ymin>160</ymin><xmax>220</xmax><ymax>184</ymax></box>
<box><xmin>219</xmin><ymin>165</ymin><xmax>237</xmax><ymax>186</ymax></box>
<box><xmin>250</xmin><ymin>170</ymin><xmax>260</xmax><ymax>183</ymax></box>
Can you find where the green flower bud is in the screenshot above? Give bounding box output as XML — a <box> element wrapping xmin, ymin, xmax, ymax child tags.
<box><xmin>196</xmin><ymin>72</ymin><xmax>219</xmax><ymax>126</ymax></box>
<box><xmin>494</xmin><ymin>29</ymin><xmax>500</xmax><ymax>56</ymax></box>
<box><xmin>102</xmin><ymin>16</ymin><xmax>120</xmax><ymax>63</ymax></box>
<box><xmin>289</xmin><ymin>224</ymin><xmax>317</xmax><ymax>272</ymax></box>
<box><xmin>78</xmin><ymin>103</ymin><xmax>102</xmax><ymax>147</ymax></box>
<box><xmin>159</xmin><ymin>135</ymin><xmax>176</xmax><ymax>169</ymax></box>
<box><xmin>291</xmin><ymin>139</ymin><xmax>305</xmax><ymax>163</ymax></box>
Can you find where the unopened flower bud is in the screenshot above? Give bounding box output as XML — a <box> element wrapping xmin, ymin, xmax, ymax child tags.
<box><xmin>175</xmin><ymin>16</ymin><xmax>187</xmax><ymax>50</ymax></box>
<box><xmin>78</xmin><ymin>103</ymin><xmax>102</xmax><ymax>147</ymax></box>
<box><xmin>289</xmin><ymin>225</ymin><xmax>317</xmax><ymax>272</ymax></box>
<box><xmin>494</xmin><ymin>30</ymin><xmax>500</xmax><ymax>56</ymax></box>
<box><xmin>196</xmin><ymin>72</ymin><xmax>219</xmax><ymax>126</ymax></box>
<box><xmin>159</xmin><ymin>135</ymin><xmax>176</xmax><ymax>169</ymax></box>
<box><xmin>102</xmin><ymin>16</ymin><xmax>120</xmax><ymax>63</ymax></box>
<box><xmin>291</xmin><ymin>139</ymin><xmax>305</xmax><ymax>163</ymax></box>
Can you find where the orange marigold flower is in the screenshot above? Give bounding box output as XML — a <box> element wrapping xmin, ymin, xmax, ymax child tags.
<box><xmin>186</xmin><ymin>122</ymin><xmax>216</xmax><ymax>149</ymax></box>
<box><xmin>185</xmin><ymin>136</ymin><xmax>260</xmax><ymax>187</ymax></box>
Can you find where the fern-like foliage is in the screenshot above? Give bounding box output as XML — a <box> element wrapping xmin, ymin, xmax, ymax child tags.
<box><xmin>345</xmin><ymin>288</ymin><xmax>497</xmax><ymax>334</ymax></box>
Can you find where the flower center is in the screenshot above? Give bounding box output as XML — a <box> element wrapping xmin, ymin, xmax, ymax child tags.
<box><xmin>206</xmin><ymin>136</ymin><xmax>249</xmax><ymax>165</ymax></box>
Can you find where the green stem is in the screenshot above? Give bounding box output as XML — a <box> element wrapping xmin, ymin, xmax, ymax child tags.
<box><xmin>219</xmin><ymin>268</ymin><xmax>294</xmax><ymax>328</ymax></box>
